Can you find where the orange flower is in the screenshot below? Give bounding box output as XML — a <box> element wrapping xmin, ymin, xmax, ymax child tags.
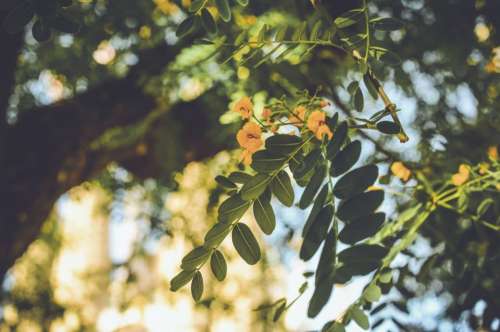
<box><xmin>391</xmin><ymin>161</ymin><xmax>411</xmax><ymax>182</ymax></box>
<box><xmin>233</xmin><ymin>97</ymin><xmax>253</xmax><ymax>119</ymax></box>
<box><xmin>451</xmin><ymin>164</ymin><xmax>470</xmax><ymax>186</ymax></box>
<box><xmin>236</xmin><ymin>122</ymin><xmax>263</xmax><ymax>153</ymax></box>
<box><xmin>262</xmin><ymin>108</ymin><xmax>272</xmax><ymax>121</ymax></box>
<box><xmin>241</xmin><ymin>149</ymin><xmax>253</xmax><ymax>165</ymax></box>
<box><xmin>288</xmin><ymin>106</ymin><xmax>307</xmax><ymax>126</ymax></box>
<box><xmin>487</xmin><ymin>145</ymin><xmax>498</xmax><ymax>161</ymax></box>
<box><xmin>307</xmin><ymin>110</ymin><xmax>333</xmax><ymax>140</ymax></box>
<box><xmin>319</xmin><ymin>100</ymin><xmax>330</xmax><ymax>108</ymax></box>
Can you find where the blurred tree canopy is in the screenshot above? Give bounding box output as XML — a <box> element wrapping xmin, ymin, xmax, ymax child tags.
<box><xmin>0</xmin><ymin>0</ymin><xmax>499</xmax><ymax>331</ymax></box>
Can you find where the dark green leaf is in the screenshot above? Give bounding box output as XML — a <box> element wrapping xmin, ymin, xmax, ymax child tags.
<box><xmin>300</xmin><ymin>205</ymin><xmax>334</xmax><ymax>261</ymax></box>
<box><xmin>215</xmin><ymin>0</ymin><xmax>231</xmax><ymax>22</ymax></box>
<box><xmin>170</xmin><ymin>270</ymin><xmax>196</xmax><ymax>291</ymax></box>
<box><xmin>315</xmin><ymin>229</ymin><xmax>336</xmax><ymax>286</ymax></box>
<box><xmin>376</xmin><ymin>121</ymin><xmax>401</xmax><ymax>134</ymax></box>
<box><xmin>201</xmin><ymin>8</ymin><xmax>217</xmax><ymax>34</ymax></box>
<box><xmin>330</xmin><ymin>140</ymin><xmax>361</xmax><ymax>177</ymax></box>
<box><xmin>293</xmin><ymin>149</ymin><xmax>322</xmax><ymax>180</ymax></box>
<box><xmin>181</xmin><ymin>246</ymin><xmax>211</xmax><ymax>270</ymax></box>
<box><xmin>251</xmin><ymin>150</ymin><xmax>286</xmax><ymax>173</ymax></box>
<box><xmin>275</xmin><ymin>25</ymin><xmax>287</xmax><ymax>41</ymax></box>
<box><xmin>228</xmin><ymin>171</ymin><xmax>252</xmax><ymax>184</ymax></box>
<box><xmin>235</xmin><ymin>0</ymin><xmax>249</xmax><ymax>6</ymax></box>
<box><xmin>218</xmin><ymin>194</ymin><xmax>251</xmax><ymax>223</ymax></box>
<box><xmin>379</xmin><ymin>49</ymin><xmax>401</xmax><ymax>66</ymax></box>
<box><xmin>334</xmin><ymin>8</ymin><xmax>364</xmax><ymax>29</ymax></box>
<box><xmin>323</xmin><ymin>321</ymin><xmax>346</xmax><ymax>332</ymax></box>
<box><xmin>302</xmin><ymin>184</ymin><xmax>329</xmax><ymax>237</ymax></box>
<box><xmin>338</xmin><ymin>244</ymin><xmax>388</xmax><ymax>275</ymax></box>
<box><xmin>338</xmin><ymin>212</ymin><xmax>385</xmax><ymax>244</ymax></box>
<box><xmin>310</xmin><ymin>20</ymin><xmax>322</xmax><ymax>40</ymax></box>
<box><xmin>354</xmin><ymin>87</ymin><xmax>364</xmax><ymax>112</ymax></box>
<box><xmin>253</xmin><ymin>190</ymin><xmax>276</xmax><ymax>234</ymax></box>
<box><xmin>363</xmin><ymin>74</ymin><xmax>378</xmax><ymax>100</ymax></box>
<box><xmin>351</xmin><ymin>306</ymin><xmax>369</xmax><ymax>330</ymax></box>
<box><xmin>32</xmin><ymin>19</ymin><xmax>51</xmax><ymax>42</ymax></box>
<box><xmin>176</xmin><ymin>16</ymin><xmax>196</xmax><ymax>38</ymax></box>
<box><xmin>333</xmin><ymin>165</ymin><xmax>378</xmax><ymax>199</ymax></box>
<box><xmin>265</xmin><ymin>134</ymin><xmax>302</xmax><ymax>155</ymax></box>
<box><xmin>240</xmin><ymin>173</ymin><xmax>272</xmax><ymax>200</ymax></box>
<box><xmin>191</xmin><ymin>271</ymin><xmax>204</xmax><ymax>301</ymax></box>
<box><xmin>371</xmin><ymin>17</ymin><xmax>404</xmax><ymax>31</ymax></box>
<box><xmin>347</xmin><ymin>81</ymin><xmax>359</xmax><ymax>95</ymax></box>
<box><xmin>307</xmin><ymin>274</ymin><xmax>334</xmax><ymax>318</ymax></box>
<box><xmin>273</xmin><ymin>301</ymin><xmax>287</xmax><ymax>322</ymax></box>
<box><xmin>210</xmin><ymin>250</ymin><xmax>227</xmax><ymax>281</ymax></box>
<box><xmin>205</xmin><ymin>222</ymin><xmax>232</xmax><ymax>246</ymax></box>
<box><xmin>3</xmin><ymin>1</ymin><xmax>34</xmax><ymax>34</ymax></box>
<box><xmin>327</xmin><ymin>121</ymin><xmax>348</xmax><ymax>159</ymax></box>
<box><xmin>215</xmin><ymin>175</ymin><xmax>237</xmax><ymax>189</ymax></box>
<box><xmin>337</xmin><ymin>190</ymin><xmax>384</xmax><ymax>221</ymax></box>
<box><xmin>232</xmin><ymin>223</ymin><xmax>261</xmax><ymax>265</ymax></box>
<box><xmin>270</xmin><ymin>170</ymin><xmax>294</xmax><ymax>207</ymax></box>
<box><xmin>299</xmin><ymin>164</ymin><xmax>326</xmax><ymax>209</ymax></box>
<box><xmin>189</xmin><ymin>0</ymin><xmax>205</xmax><ymax>12</ymax></box>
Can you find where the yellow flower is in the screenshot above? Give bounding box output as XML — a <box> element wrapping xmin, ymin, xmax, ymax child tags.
<box><xmin>319</xmin><ymin>100</ymin><xmax>330</xmax><ymax>108</ymax></box>
<box><xmin>391</xmin><ymin>162</ymin><xmax>411</xmax><ymax>182</ymax></box>
<box><xmin>236</xmin><ymin>122</ymin><xmax>263</xmax><ymax>153</ymax></box>
<box><xmin>451</xmin><ymin>164</ymin><xmax>470</xmax><ymax>186</ymax></box>
<box><xmin>479</xmin><ymin>162</ymin><xmax>489</xmax><ymax>175</ymax></box>
<box><xmin>241</xmin><ymin>149</ymin><xmax>253</xmax><ymax>165</ymax></box>
<box><xmin>233</xmin><ymin>97</ymin><xmax>253</xmax><ymax>119</ymax></box>
<box><xmin>288</xmin><ymin>106</ymin><xmax>306</xmax><ymax>126</ymax></box>
<box><xmin>307</xmin><ymin>110</ymin><xmax>333</xmax><ymax>140</ymax></box>
<box><xmin>487</xmin><ymin>145</ymin><xmax>498</xmax><ymax>160</ymax></box>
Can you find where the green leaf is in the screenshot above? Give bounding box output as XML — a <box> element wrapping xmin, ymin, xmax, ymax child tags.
<box><xmin>302</xmin><ymin>184</ymin><xmax>329</xmax><ymax>237</ymax></box>
<box><xmin>3</xmin><ymin>1</ymin><xmax>34</xmax><ymax>34</ymax></box>
<box><xmin>170</xmin><ymin>270</ymin><xmax>196</xmax><ymax>291</ymax></box>
<box><xmin>215</xmin><ymin>175</ymin><xmax>237</xmax><ymax>189</ymax></box>
<box><xmin>337</xmin><ymin>190</ymin><xmax>384</xmax><ymax>221</ymax></box>
<box><xmin>270</xmin><ymin>171</ymin><xmax>294</xmax><ymax>207</ymax></box>
<box><xmin>477</xmin><ymin>198</ymin><xmax>494</xmax><ymax>217</ymax></box>
<box><xmin>399</xmin><ymin>203</ymin><xmax>422</xmax><ymax>223</ymax></box>
<box><xmin>265</xmin><ymin>134</ymin><xmax>302</xmax><ymax>155</ymax></box>
<box><xmin>215</xmin><ymin>0</ymin><xmax>231</xmax><ymax>22</ymax></box>
<box><xmin>354</xmin><ymin>87</ymin><xmax>364</xmax><ymax>112</ymax></box>
<box><xmin>338</xmin><ymin>244</ymin><xmax>388</xmax><ymax>275</ymax></box>
<box><xmin>228</xmin><ymin>171</ymin><xmax>252</xmax><ymax>184</ymax></box>
<box><xmin>347</xmin><ymin>81</ymin><xmax>359</xmax><ymax>95</ymax></box>
<box><xmin>189</xmin><ymin>0</ymin><xmax>205</xmax><ymax>12</ymax></box>
<box><xmin>363</xmin><ymin>74</ymin><xmax>378</xmax><ymax>100</ymax></box>
<box><xmin>294</xmin><ymin>149</ymin><xmax>322</xmax><ymax>180</ymax></box>
<box><xmin>176</xmin><ymin>16</ymin><xmax>196</xmax><ymax>38</ymax></box>
<box><xmin>232</xmin><ymin>223</ymin><xmax>261</xmax><ymax>265</ymax></box>
<box><xmin>323</xmin><ymin>321</ymin><xmax>346</xmax><ymax>332</ymax></box>
<box><xmin>210</xmin><ymin>250</ymin><xmax>227</xmax><ymax>281</ymax></box>
<box><xmin>273</xmin><ymin>300</ymin><xmax>287</xmax><ymax>322</ymax></box>
<box><xmin>338</xmin><ymin>212</ymin><xmax>385</xmax><ymax>244</ymax></box>
<box><xmin>310</xmin><ymin>20</ymin><xmax>322</xmax><ymax>40</ymax></box>
<box><xmin>300</xmin><ymin>205</ymin><xmax>334</xmax><ymax>261</ymax></box>
<box><xmin>330</xmin><ymin>140</ymin><xmax>361</xmax><ymax>177</ymax></box>
<box><xmin>218</xmin><ymin>194</ymin><xmax>251</xmax><ymax>223</ymax></box>
<box><xmin>191</xmin><ymin>271</ymin><xmax>204</xmax><ymax>301</ymax></box>
<box><xmin>275</xmin><ymin>25</ymin><xmax>287</xmax><ymax>41</ymax></box>
<box><xmin>333</xmin><ymin>165</ymin><xmax>379</xmax><ymax>199</ymax></box>
<box><xmin>201</xmin><ymin>8</ymin><xmax>217</xmax><ymax>34</ymax></box>
<box><xmin>315</xmin><ymin>229</ymin><xmax>336</xmax><ymax>286</ymax></box>
<box><xmin>253</xmin><ymin>190</ymin><xmax>276</xmax><ymax>234</ymax></box>
<box><xmin>376</xmin><ymin>121</ymin><xmax>401</xmax><ymax>134</ymax></box>
<box><xmin>181</xmin><ymin>246</ymin><xmax>211</xmax><ymax>270</ymax></box>
<box><xmin>350</xmin><ymin>306</ymin><xmax>369</xmax><ymax>330</ymax></box>
<box><xmin>307</xmin><ymin>275</ymin><xmax>334</xmax><ymax>318</ymax></box>
<box><xmin>292</xmin><ymin>21</ymin><xmax>307</xmax><ymax>40</ymax></box>
<box><xmin>363</xmin><ymin>284</ymin><xmax>381</xmax><ymax>302</ymax></box>
<box><xmin>205</xmin><ymin>222</ymin><xmax>232</xmax><ymax>247</ymax></box>
<box><xmin>251</xmin><ymin>150</ymin><xmax>286</xmax><ymax>173</ymax></box>
<box><xmin>334</xmin><ymin>8</ymin><xmax>364</xmax><ymax>29</ymax></box>
<box><xmin>379</xmin><ymin>49</ymin><xmax>401</xmax><ymax>66</ymax></box>
<box><xmin>371</xmin><ymin>17</ymin><xmax>404</xmax><ymax>31</ymax></box>
<box><xmin>235</xmin><ymin>0</ymin><xmax>249</xmax><ymax>6</ymax></box>
<box><xmin>240</xmin><ymin>173</ymin><xmax>272</xmax><ymax>201</ymax></box>
<box><xmin>326</xmin><ymin>121</ymin><xmax>348</xmax><ymax>159</ymax></box>
<box><xmin>32</xmin><ymin>19</ymin><xmax>51</xmax><ymax>42</ymax></box>
<box><xmin>299</xmin><ymin>164</ymin><xmax>326</xmax><ymax>209</ymax></box>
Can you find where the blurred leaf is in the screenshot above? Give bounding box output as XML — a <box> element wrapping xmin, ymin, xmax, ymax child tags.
<box><xmin>377</xmin><ymin>121</ymin><xmax>401</xmax><ymax>135</ymax></box>
<box><xmin>176</xmin><ymin>16</ymin><xmax>197</xmax><ymax>38</ymax></box>
<box><xmin>350</xmin><ymin>306</ymin><xmax>370</xmax><ymax>330</ymax></box>
<box><xmin>215</xmin><ymin>0</ymin><xmax>231</xmax><ymax>22</ymax></box>
<box><xmin>334</xmin><ymin>9</ymin><xmax>364</xmax><ymax>29</ymax></box>
<box><xmin>215</xmin><ymin>175</ymin><xmax>237</xmax><ymax>189</ymax></box>
<box><xmin>32</xmin><ymin>19</ymin><xmax>51</xmax><ymax>42</ymax></box>
<box><xmin>370</xmin><ymin>17</ymin><xmax>404</xmax><ymax>31</ymax></box>
<box><xmin>3</xmin><ymin>1</ymin><xmax>35</xmax><ymax>34</ymax></box>
<box><xmin>170</xmin><ymin>270</ymin><xmax>196</xmax><ymax>291</ymax></box>
<box><xmin>363</xmin><ymin>74</ymin><xmax>378</xmax><ymax>100</ymax></box>
<box><xmin>228</xmin><ymin>171</ymin><xmax>252</xmax><ymax>184</ymax></box>
<box><xmin>201</xmin><ymin>8</ymin><xmax>217</xmax><ymax>34</ymax></box>
<box><xmin>363</xmin><ymin>284</ymin><xmax>382</xmax><ymax>302</ymax></box>
<box><xmin>300</xmin><ymin>205</ymin><xmax>334</xmax><ymax>260</ymax></box>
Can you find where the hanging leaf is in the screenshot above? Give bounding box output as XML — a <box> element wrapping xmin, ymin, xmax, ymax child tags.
<box><xmin>337</xmin><ymin>190</ymin><xmax>384</xmax><ymax>221</ymax></box>
<box><xmin>307</xmin><ymin>274</ymin><xmax>334</xmax><ymax>318</ymax></box>
<box><xmin>327</xmin><ymin>121</ymin><xmax>348</xmax><ymax>159</ymax></box>
<box><xmin>181</xmin><ymin>246</ymin><xmax>211</xmax><ymax>270</ymax></box>
<box><xmin>333</xmin><ymin>165</ymin><xmax>378</xmax><ymax>199</ymax></box>
<box><xmin>176</xmin><ymin>15</ymin><xmax>197</xmax><ymax>38</ymax></box>
<box><xmin>338</xmin><ymin>244</ymin><xmax>388</xmax><ymax>276</ymax></box>
<box><xmin>32</xmin><ymin>19</ymin><xmax>51</xmax><ymax>42</ymax></box>
<box><xmin>370</xmin><ymin>17</ymin><xmax>404</xmax><ymax>31</ymax></box>
<box><xmin>376</xmin><ymin>121</ymin><xmax>401</xmax><ymax>134</ymax></box>
<box><xmin>273</xmin><ymin>300</ymin><xmax>287</xmax><ymax>322</ymax></box>
<box><xmin>294</xmin><ymin>149</ymin><xmax>322</xmax><ymax>180</ymax></box>
<box><xmin>338</xmin><ymin>212</ymin><xmax>385</xmax><ymax>244</ymax></box>
<box><xmin>253</xmin><ymin>190</ymin><xmax>276</xmax><ymax>234</ymax></box>
<box><xmin>251</xmin><ymin>150</ymin><xmax>286</xmax><ymax>173</ymax></box>
<box><xmin>215</xmin><ymin>0</ymin><xmax>231</xmax><ymax>22</ymax></box>
<box><xmin>218</xmin><ymin>194</ymin><xmax>251</xmax><ymax>223</ymax></box>
<box><xmin>266</xmin><ymin>134</ymin><xmax>302</xmax><ymax>155</ymax></box>
<box><xmin>232</xmin><ymin>223</ymin><xmax>261</xmax><ymax>265</ymax></box>
<box><xmin>363</xmin><ymin>73</ymin><xmax>378</xmax><ymax>100</ymax></box>
<box><xmin>299</xmin><ymin>164</ymin><xmax>326</xmax><ymax>209</ymax></box>
<box><xmin>210</xmin><ymin>250</ymin><xmax>227</xmax><ymax>281</ymax></box>
<box><xmin>302</xmin><ymin>184</ymin><xmax>329</xmax><ymax>237</ymax></box>
<box><xmin>334</xmin><ymin>8</ymin><xmax>364</xmax><ymax>29</ymax></box>
<box><xmin>300</xmin><ymin>205</ymin><xmax>334</xmax><ymax>261</ymax></box>
<box><xmin>354</xmin><ymin>87</ymin><xmax>364</xmax><ymax>112</ymax></box>
<box><xmin>215</xmin><ymin>175</ymin><xmax>237</xmax><ymax>189</ymax></box>
<box><xmin>205</xmin><ymin>222</ymin><xmax>232</xmax><ymax>247</ymax></box>
<box><xmin>3</xmin><ymin>1</ymin><xmax>35</xmax><ymax>34</ymax></box>
<box><xmin>330</xmin><ymin>140</ymin><xmax>362</xmax><ymax>177</ymax></box>
<box><xmin>350</xmin><ymin>306</ymin><xmax>370</xmax><ymax>330</ymax></box>
<box><xmin>201</xmin><ymin>8</ymin><xmax>217</xmax><ymax>34</ymax></box>
<box><xmin>170</xmin><ymin>270</ymin><xmax>196</xmax><ymax>291</ymax></box>
<box><xmin>228</xmin><ymin>171</ymin><xmax>252</xmax><ymax>184</ymax></box>
<box><xmin>240</xmin><ymin>173</ymin><xmax>272</xmax><ymax>200</ymax></box>
<box><xmin>315</xmin><ymin>229</ymin><xmax>336</xmax><ymax>286</ymax></box>
<box><xmin>270</xmin><ymin>171</ymin><xmax>294</xmax><ymax>207</ymax></box>
<box><xmin>191</xmin><ymin>271</ymin><xmax>204</xmax><ymax>301</ymax></box>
